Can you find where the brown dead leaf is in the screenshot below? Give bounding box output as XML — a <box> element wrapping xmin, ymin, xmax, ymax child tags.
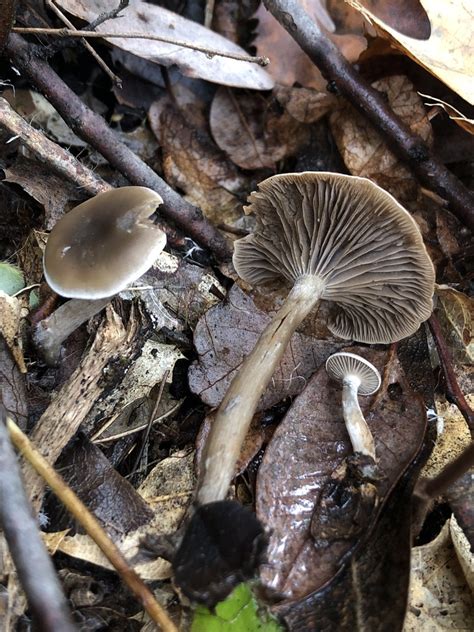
<box><xmin>254</xmin><ymin>2</ymin><xmax>366</xmax><ymax>90</ymax></box>
<box><xmin>56</xmin><ymin>0</ymin><xmax>274</xmax><ymax>90</ymax></box>
<box><xmin>188</xmin><ymin>285</ymin><xmax>343</xmax><ymax>410</ymax></box>
<box><xmin>257</xmin><ymin>348</ymin><xmax>426</xmax><ymax>600</ymax></box>
<box><xmin>405</xmin><ymin>520</ymin><xmax>474</xmax><ymax>631</ymax></box>
<box><xmin>210</xmin><ymin>88</ymin><xmax>309</xmax><ymax>170</ymax></box>
<box><xmin>348</xmin><ymin>0</ymin><xmax>474</xmax><ymax>104</ymax></box>
<box><xmin>273</xmin><ymin>85</ymin><xmax>337</xmax><ymax>124</ymax></box>
<box><xmin>149</xmin><ymin>99</ymin><xmax>247</xmax><ymax>227</ymax></box>
<box><xmin>0</xmin><ymin>338</ymin><xmax>27</xmax><ymax>429</ymax></box>
<box><xmin>435</xmin><ymin>288</ymin><xmax>473</xmax><ymax>365</ymax></box>
<box><xmin>330</xmin><ymin>75</ymin><xmax>433</xmax><ymax>205</ymax></box>
<box><xmin>450</xmin><ymin>516</ymin><xmax>474</xmax><ymax>592</ymax></box>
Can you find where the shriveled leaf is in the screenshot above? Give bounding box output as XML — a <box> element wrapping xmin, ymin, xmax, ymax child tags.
<box><xmin>348</xmin><ymin>0</ymin><xmax>474</xmax><ymax>104</ymax></box>
<box><xmin>210</xmin><ymin>88</ymin><xmax>309</xmax><ymax>170</ymax></box>
<box><xmin>273</xmin><ymin>85</ymin><xmax>336</xmax><ymax>124</ymax></box>
<box><xmin>257</xmin><ymin>348</ymin><xmax>426</xmax><ymax>599</ymax></box>
<box><xmin>149</xmin><ymin>99</ymin><xmax>247</xmax><ymax>227</ymax></box>
<box><xmin>189</xmin><ymin>285</ymin><xmax>343</xmax><ymax>410</ymax></box>
<box><xmin>254</xmin><ymin>2</ymin><xmax>366</xmax><ymax>89</ymax></box>
<box><xmin>274</xmin><ymin>443</ymin><xmax>428</xmax><ymax>631</ymax></box>
<box><xmin>330</xmin><ymin>75</ymin><xmax>433</xmax><ymax>205</ymax></box>
<box><xmin>404</xmin><ymin>520</ymin><xmax>474</xmax><ymax>630</ymax></box>
<box><xmin>191</xmin><ymin>583</ymin><xmax>282</xmax><ymax>632</ymax></box>
<box><xmin>56</xmin><ymin>0</ymin><xmax>274</xmax><ymax>90</ymax></box>
<box><xmin>435</xmin><ymin>288</ymin><xmax>473</xmax><ymax>365</ymax></box>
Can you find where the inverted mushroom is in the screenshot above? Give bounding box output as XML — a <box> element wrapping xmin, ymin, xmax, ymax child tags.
<box><xmin>325</xmin><ymin>351</ymin><xmax>381</xmax><ymax>460</ymax></box>
<box><xmin>36</xmin><ymin>187</ymin><xmax>166</xmax><ymax>363</ymax></box>
<box><xmin>197</xmin><ymin>171</ymin><xmax>435</xmax><ymax>504</ymax></box>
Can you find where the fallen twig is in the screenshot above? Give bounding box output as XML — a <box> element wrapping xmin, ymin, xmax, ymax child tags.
<box><xmin>0</xmin><ymin>97</ymin><xmax>109</xmax><ymax>197</ymax></box>
<box><xmin>0</xmin><ymin>404</ymin><xmax>76</xmax><ymax>632</ymax></box>
<box><xmin>6</xmin><ymin>414</ymin><xmax>178</xmax><ymax>632</ymax></box>
<box><xmin>428</xmin><ymin>314</ymin><xmax>474</xmax><ymax>434</ymax></box>
<box><xmin>4</xmin><ymin>33</ymin><xmax>232</xmax><ymax>262</ymax></box>
<box><xmin>12</xmin><ymin>27</ymin><xmax>270</xmax><ymax>66</ymax></box>
<box><xmin>263</xmin><ymin>0</ymin><xmax>474</xmax><ymax>231</ymax></box>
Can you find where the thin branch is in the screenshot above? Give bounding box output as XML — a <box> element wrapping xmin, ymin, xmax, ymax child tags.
<box><xmin>6</xmin><ymin>415</ymin><xmax>178</xmax><ymax>632</ymax></box>
<box><xmin>428</xmin><ymin>314</ymin><xmax>474</xmax><ymax>434</ymax></box>
<box><xmin>0</xmin><ymin>405</ymin><xmax>75</xmax><ymax>632</ymax></box>
<box><xmin>0</xmin><ymin>97</ymin><xmax>109</xmax><ymax>197</ymax></box>
<box><xmin>12</xmin><ymin>27</ymin><xmax>270</xmax><ymax>66</ymax></box>
<box><xmin>46</xmin><ymin>0</ymin><xmax>121</xmax><ymax>87</ymax></box>
<box><xmin>263</xmin><ymin>0</ymin><xmax>474</xmax><ymax>231</ymax></box>
<box><xmin>4</xmin><ymin>33</ymin><xmax>232</xmax><ymax>262</ymax></box>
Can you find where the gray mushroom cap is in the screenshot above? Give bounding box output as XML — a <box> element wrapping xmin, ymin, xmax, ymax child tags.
<box><xmin>326</xmin><ymin>352</ymin><xmax>381</xmax><ymax>395</ymax></box>
<box><xmin>233</xmin><ymin>172</ymin><xmax>435</xmax><ymax>344</ymax></box>
<box><xmin>44</xmin><ymin>187</ymin><xmax>166</xmax><ymax>299</ymax></box>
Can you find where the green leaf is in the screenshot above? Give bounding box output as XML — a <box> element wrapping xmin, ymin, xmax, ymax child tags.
<box><xmin>191</xmin><ymin>583</ymin><xmax>282</xmax><ymax>632</ymax></box>
<box><xmin>0</xmin><ymin>263</ymin><xmax>24</xmax><ymax>296</ymax></box>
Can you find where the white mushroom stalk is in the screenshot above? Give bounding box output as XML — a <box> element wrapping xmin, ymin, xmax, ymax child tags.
<box><xmin>325</xmin><ymin>352</ymin><xmax>381</xmax><ymax>460</ymax></box>
<box><xmin>197</xmin><ymin>172</ymin><xmax>435</xmax><ymax>506</ymax></box>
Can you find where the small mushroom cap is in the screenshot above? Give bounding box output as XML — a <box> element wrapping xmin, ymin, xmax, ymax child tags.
<box><xmin>44</xmin><ymin>187</ymin><xmax>166</xmax><ymax>299</ymax></box>
<box><xmin>326</xmin><ymin>352</ymin><xmax>381</xmax><ymax>395</ymax></box>
<box><xmin>233</xmin><ymin>172</ymin><xmax>435</xmax><ymax>344</ymax></box>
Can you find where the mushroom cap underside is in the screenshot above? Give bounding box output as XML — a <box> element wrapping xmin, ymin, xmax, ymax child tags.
<box><xmin>44</xmin><ymin>187</ymin><xmax>166</xmax><ymax>299</ymax></box>
<box><xmin>326</xmin><ymin>352</ymin><xmax>381</xmax><ymax>395</ymax></box>
<box><xmin>233</xmin><ymin>172</ymin><xmax>435</xmax><ymax>344</ymax></box>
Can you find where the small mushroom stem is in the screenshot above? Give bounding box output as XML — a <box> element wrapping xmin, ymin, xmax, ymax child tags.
<box><xmin>197</xmin><ymin>275</ymin><xmax>324</xmax><ymax>504</ymax></box>
<box><xmin>341</xmin><ymin>376</ymin><xmax>376</xmax><ymax>460</ymax></box>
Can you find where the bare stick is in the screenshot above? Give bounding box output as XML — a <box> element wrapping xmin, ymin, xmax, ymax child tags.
<box><xmin>263</xmin><ymin>0</ymin><xmax>474</xmax><ymax>230</ymax></box>
<box><xmin>0</xmin><ymin>97</ymin><xmax>109</xmax><ymax>197</ymax></box>
<box><xmin>12</xmin><ymin>27</ymin><xmax>269</xmax><ymax>66</ymax></box>
<box><xmin>4</xmin><ymin>34</ymin><xmax>232</xmax><ymax>262</ymax></box>
<box><xmin>46</xmin><ymin>0</ymin><xmax>121</xmax><ymax>86</ymax></box>
<box><xmin>6</xmin><ymin>415</ymin><xmax>178</xmax><ymax>632</ymax></box>
<box><xmin>428</xmin><ymin>314</ymin><xmax>474</xmax><ymax>434</ymax></box>
<box><xmin>0</xmin><ymin>405</ymin><xmax>75</xmax><ymax>632</ymax></box>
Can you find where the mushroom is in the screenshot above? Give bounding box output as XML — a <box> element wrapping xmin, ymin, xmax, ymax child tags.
<box><xmin>36</xmin><ymin>187</ymin><xmax>166</xmax><ymax>363</ymax></box>
<box><xmin>325</xmin><ymin>352</ymin><xmax>381</xmax><ymax>460</ymax></box>
<box><xmin>197</xmin><ymin>171</ymin><xmax>435</xmax><ymax>504</ymax></box>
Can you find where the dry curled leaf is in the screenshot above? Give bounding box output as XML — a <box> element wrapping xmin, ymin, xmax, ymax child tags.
<box><xmin>210</xmin><ymin>88</ymin><xmax>309</xmax><ymax>170</ymax></box>
<box><xmin>56</xmin><ymin>0</ymin><xmax>274</xmax><ymax>90</ymax></box>
<box><xmin>348</xmin><ymin>0</ymin><xmax>474</xmax><ymax>104</ymax></box>
<box><xmin>188</xmin><ymin>285</ymin><xmax>343</xmax><ymax>410</ymax></box>
<box><xmin>435</xmin><ymin>288</ymin><xmax>473</xmax><ymax>365</ymax></box>
<box><xmin>330</xmin><ymin>75</ymin><xmax>433</xmax><ymax>205</ymax></box>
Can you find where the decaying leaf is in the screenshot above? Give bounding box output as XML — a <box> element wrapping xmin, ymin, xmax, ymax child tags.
<box><xmin>348</xmin><ymin>0</ymin><xmax>474</xmax><ymax>104</ymax></box>
<box><xmin>330</xmin><ymin>75</ymin><xmax>433</xmax><ymax>205</ymax></box>
<box><xmin>210</xmin><ymin>88</ymin><xmax>309</xmax><ymax>170</ymax></box>
<box><xmin>450</xmin><ymin>516</ymin><xmax>474</xmax><ymax>593</ymax></box>
<box><xmin>56</xmin><ymin>0</ymin><xmax>274</xmax><ymax>90</ymax></box>
<box><xmin>0</xmin><ymin>337</ymin><xmax>27</xmax><ymax>429</ymax></box>
<box><xmin>435</xmin><ymin>288</ymin><xmax>473</xmax><ymax>365</ymax></box>
<box><xmin>273</xmin><ymin>85</ymin><xmax>337</xmax><ymax>124</ymax></box>
<box><xmin>188</xmin><ymin>285</ymin><xmax>343</xmax><ymax>410</ymax></box>
<box><xmin>405</xmin><ymin>520</ymin><xmax>474</xmax><ymax>631</ymax></box>
<box><xmin>257</xmin><ymin>348</ymin><xmax>426</xmax><ymax>600</ymax></box>
<box><xmin>150</xmin><ymin>99</ymin><xmax>247</xmax><ymax>227</ymax></box>
<box><xmin>254</xmin><ymin>2</ymin><xmax>366</xmax><ymax>90</ymax></box>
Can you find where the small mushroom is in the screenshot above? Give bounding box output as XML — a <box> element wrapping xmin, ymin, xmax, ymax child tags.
<box><xmin>197</xmin><ymin>172</ymin><xmax>435</xmax><ymax>504</ymax></box>
<box><xmin>37</xmin><ymin>187</ymin><xmax>166</xmax><ymax>363</ymax></box>
<box><xmin>325</xmin><ymin>352</ymin><xmax>381</xmax><ymax>460</ymax></box>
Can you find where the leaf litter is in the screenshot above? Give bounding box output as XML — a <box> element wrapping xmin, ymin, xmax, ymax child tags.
<box><xmin>0</xmin><ymin>0</ymin><xmax>472</xmax><ymax>630</ymax></box>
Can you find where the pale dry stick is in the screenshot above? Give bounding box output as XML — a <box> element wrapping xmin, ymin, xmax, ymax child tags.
<box><xmin>6</xmin><ymin>416</ymin><xmax>178</xmax><ymax>632</ymax></box>
<box><xmin>0</xmin><ymin>97</ymin><xmax>109</xmax><ymax>197</ymax></box>
<box><xmin>12</xmin><ymin>27</ymin><xmax>270</xmax><ymax>66</ymax></box>
<box><xmin>46</xmin><ymin>0</ymin><xmax>121</xmax><ymax>86</ymax></box>
<box><xmin>204</xmin><ymin>0</ymin><xmax>216</xmax><ymax>28</ymax></box>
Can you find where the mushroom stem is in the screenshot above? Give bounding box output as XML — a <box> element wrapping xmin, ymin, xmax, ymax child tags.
<box><xmin>341</xmin><ymin>376</ymin><xmax>376</xmax><ymax>460</ymax></box>
<box><xmin>197</xmin><ymin>275</ymin><xmax>324</xmax><ymax>504</ymax></box>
